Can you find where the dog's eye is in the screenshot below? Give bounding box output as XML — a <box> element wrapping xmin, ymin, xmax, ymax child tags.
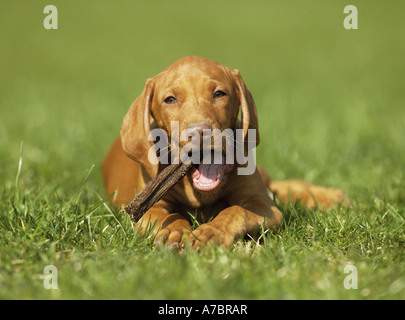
<box><xmin>164</xmin><ymin>96</ymin><xmax>177</xmax><ymax>104</ymax></box>
<box><xmin>213</xmin><ymin>90</ymin><xmax>226</xmax><ymax>98</ymax></box>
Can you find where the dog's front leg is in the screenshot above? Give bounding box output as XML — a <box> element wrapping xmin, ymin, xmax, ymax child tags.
<box><xmin>190</xmin><ymin>194</ymin><xmax>283</xmax><ymax>249</ymax></box>
<box><xmin>135</xmin><ymin>201</ymin><xmax>192</xmax><ymax>247</ymax></box>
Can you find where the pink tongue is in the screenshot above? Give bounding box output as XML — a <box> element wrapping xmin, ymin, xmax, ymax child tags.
<box><xmin>198</xmin><ymin>163</ymin><xmax>222</xmax><ymax>184</ymax></box>
<box><xmin>192</xmin><ymin>154</ymin><xmax>226</xmax><ymax>191</ymax></box>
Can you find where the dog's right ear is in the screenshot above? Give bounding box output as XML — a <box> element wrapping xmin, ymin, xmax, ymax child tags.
<box><xmin>120</xmin><ymin>78</ymin><xmax>159</xmax><ymax>178</ymax></box>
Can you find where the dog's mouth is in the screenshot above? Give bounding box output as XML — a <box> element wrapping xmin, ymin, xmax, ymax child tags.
<box><xmin>189</xmin><ymin>151</ymin><xmax>232</xmax><ymax>192</ymax></box>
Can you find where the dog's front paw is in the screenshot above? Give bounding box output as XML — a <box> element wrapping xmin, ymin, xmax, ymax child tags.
<box><xmin>189</xmin><ymin>223</ymin><xmax>234</xmax><ymax>250</ymax></box>
<box><xmin>155</xmin><ymin>226</ymin><xmax>191</xmax><ymax>249</ymax></box>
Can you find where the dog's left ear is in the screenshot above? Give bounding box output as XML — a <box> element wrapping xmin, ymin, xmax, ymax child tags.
<box><xmin>231</xmin><ymin>69</ymin><xmax>260</xmax><ymax>147</ymax></box>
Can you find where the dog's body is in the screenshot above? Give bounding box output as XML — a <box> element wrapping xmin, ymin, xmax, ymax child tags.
<box><xmin>102</xmin><ymin>56</ymin><xmax>345</xmax><ymax>249</ymax></box>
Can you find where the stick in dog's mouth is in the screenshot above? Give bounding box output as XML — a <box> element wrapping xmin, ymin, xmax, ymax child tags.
<box><xmin>124</xmin><ymin>148</ymin><xmax>232</xmax><ymax>222</ymax></box>
<box><xmin>123</xmin><ymin>162</ymin><xmax>194</xmax><ymax>222</ymax></box>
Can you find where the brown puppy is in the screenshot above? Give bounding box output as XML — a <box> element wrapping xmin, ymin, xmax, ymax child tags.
<box><xmin>102</xmin><ymin>56</ymin><xmax>345</xmax><ymax>249</ymax></box>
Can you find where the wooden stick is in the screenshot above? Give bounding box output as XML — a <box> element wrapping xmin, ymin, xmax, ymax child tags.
<box><xmin>123</xmin><ymin>162</ymin><xmax>193</xmax><ymax>222</ymax></box>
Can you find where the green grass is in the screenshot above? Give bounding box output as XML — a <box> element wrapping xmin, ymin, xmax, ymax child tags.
<box><xmin>0</xmin><ymin>0</ymin><xmax>404</xmax><ymax>299</ymax></box>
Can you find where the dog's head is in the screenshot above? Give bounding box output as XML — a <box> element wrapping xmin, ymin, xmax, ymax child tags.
<box><xmin>121</xmin><ymin>56</ymin><xmax>259</xmax><ymax>192</ymax></box>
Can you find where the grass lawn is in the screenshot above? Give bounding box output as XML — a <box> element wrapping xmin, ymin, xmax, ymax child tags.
<box><xmin>0</xmin><ymin>0</ymin><xmax>404</xmax><ymax>299</ymax></box>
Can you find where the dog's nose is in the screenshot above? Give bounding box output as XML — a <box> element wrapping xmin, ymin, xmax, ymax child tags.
<box><xmin>184</xmin><ymin>122</ymin><xmax>213</xmax><ymax>149</ymax></box>
<box><xmin>186</xmin><ymin>122</ymin><xmax>212</xmax><ymax>137</ymax></box>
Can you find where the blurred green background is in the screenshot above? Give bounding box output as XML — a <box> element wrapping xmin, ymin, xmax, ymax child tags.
<box><xmin>1</xmin><ymin>0</ymin><xmax>404</xmax><ymax>299</ymax></box>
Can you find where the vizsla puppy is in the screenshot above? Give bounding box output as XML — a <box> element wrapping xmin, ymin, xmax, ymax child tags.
<box><xmin>102</xmin><ymin>56</ymin><xmax>345</xmax><ymax>249</ymax></box>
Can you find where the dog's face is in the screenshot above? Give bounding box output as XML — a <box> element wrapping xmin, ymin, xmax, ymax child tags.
<box><xmin>121</xmin><ymin>56</ymin><xmax>259</xmax><ymax>193</ymax></box>
<box><xmin>151</xmin><ymin>57</ymin><xmax>240</xmax><ymax>140</ymax></box>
